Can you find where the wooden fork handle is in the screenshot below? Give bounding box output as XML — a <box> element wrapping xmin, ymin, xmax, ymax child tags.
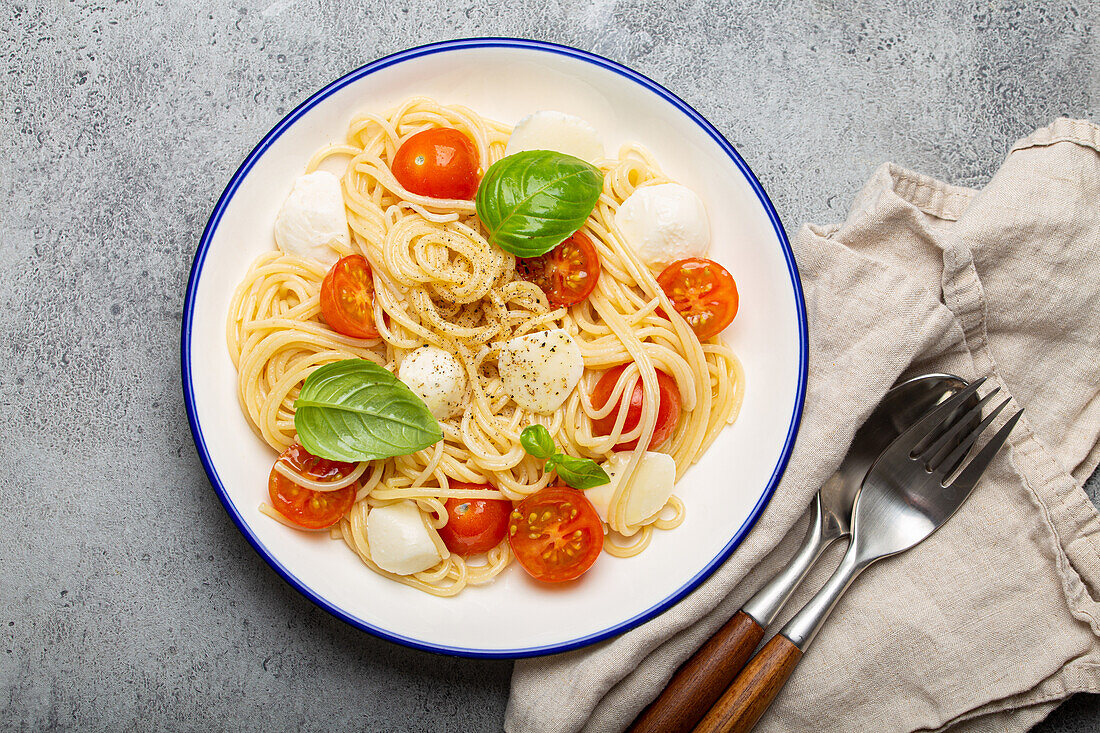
<box><xmin>627</xmin><ymin>611</ymin><xmax>765</xmax><ymax>733</ymax></box>
<box><xmin>692</xmin><ymin>633</ymin><xmax>803</xmax><ymax>733</ymax></box>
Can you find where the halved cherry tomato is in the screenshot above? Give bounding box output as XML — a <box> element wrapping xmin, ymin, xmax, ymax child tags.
<box><xmin>656</xmin><ymin>257</ymin><xmax>738</xmax><ymax>340</ymax></box>
<box><xmin>591</xmin><ymin>364</ymin><xmax>682</xmax><ymax>451</ymax></box>
<box><xmin>437</xmin><ymin>482</ymin><xmax>512</xmax><ymax>556</ymax></box>
<box><xmin>507</xmin><ymin>487</ymin><xmax>603</xmax><ymax>582</ymax></box>
<box><xmin>320</xmin><ymin>255</ymin><xmax>379</xmax><ymax>339</ymax></box>
<box><xmin>515</xmin><ymin>231</ymin><xmax>601</xmax><ymax>306</ymax></box>
<box><xmin>391</xmin><ymin>128</ymin><xmax>480</xmax><ymax>200</ymax></box>
<box><xmin>268</xmin><ymin>443</ymin><xmax>357</xmax><ymax>530</ymax></box>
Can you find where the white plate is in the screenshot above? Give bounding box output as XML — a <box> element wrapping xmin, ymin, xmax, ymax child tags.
<box><xmin>182</xmin><ymin>39</ymin><xmax>807</xmax><ymax>658</ymax></box>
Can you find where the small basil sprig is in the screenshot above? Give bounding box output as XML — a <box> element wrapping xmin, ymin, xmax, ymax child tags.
<box><xmin>294</xmin><ymin>359</ymin><xmax>443</xmax><ymax>462</ymax></box>
<box><xmin>519</xmin><ymin>423</ymin><xmax>556</xmax><ymax>459</ymax></box>
<box><xmin>545</xmin><ymin>454</ymin><xmax>611</xmax><ymax>490</ymax></box>
<box><xmin>519</xmin><ymin>425</ymin><xmax>609</xmax><ymax>490</ymax></box>
<box><xmin>475</xmin><ymin>150</ymin><xmax>604</xmax><ymax>257</ymax></box>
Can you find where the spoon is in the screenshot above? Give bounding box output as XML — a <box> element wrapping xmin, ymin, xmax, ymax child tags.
<box><xmin>694</xmin><ymin>378</ymin><xmax>1022</xmax><ymax>732</ymax></box>
<box><xmin>628</xmin><ymin>374</ymin><xmax>968</xmax><ymax>733</ymax></box>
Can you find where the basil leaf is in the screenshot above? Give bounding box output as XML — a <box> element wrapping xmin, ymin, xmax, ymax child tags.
<box><xmin>520</xmin><ymin>425</ymin><xmax>556</xmax><ymax>459</ymax></box>
<box><xmin>293</xmin><ymin>359</ymin><xmax>443</xmax><ymax>462</ymax></box>
<box><xmin>475</xmin><ymin>150</ymin><xmax>604</xmax><ymax>257</ymax></box>
<box><xmin>547</xmin><ymin>454</ymin><xmax>611</xmax><ymax>491</ymax></box>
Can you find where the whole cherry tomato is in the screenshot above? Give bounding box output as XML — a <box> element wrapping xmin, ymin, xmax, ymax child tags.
<box><xmin>437</xmin><ymin>482</ymin><xmax>512</xmax><ymax>556</ymax></box>
<box><xmin>590</xmin><ymin>365</ymin><xmax>682</xmax><ymax>450</ymax></box>
<box><xmin>391</xmin><ymin>128</ymin><xmax>480</xmax><ymax>200</ymax></box>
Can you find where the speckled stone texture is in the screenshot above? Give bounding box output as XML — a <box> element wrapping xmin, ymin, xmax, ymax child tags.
<box><xmin>0</xmin><ymin>1</ymin><xmax>1096</xmax><ymax>731</ymax></box>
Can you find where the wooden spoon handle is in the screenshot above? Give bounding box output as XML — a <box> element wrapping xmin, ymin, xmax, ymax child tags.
<box><xmin>692</xmin><ymin>633</ymin><xmax>803</xmax><ymax>733</ymax></box>
<box><xmin>627</xmin><ymin>611</ymin><xmax>765</xmax><ymax>733</ymax></box>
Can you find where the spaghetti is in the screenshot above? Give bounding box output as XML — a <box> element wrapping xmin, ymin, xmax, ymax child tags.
<box><xmin>227</xmin><ymin>97</ymin><xmax>744</xmax><ymax>595</ymax></box>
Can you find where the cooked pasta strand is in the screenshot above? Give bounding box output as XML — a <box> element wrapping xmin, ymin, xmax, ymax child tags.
<box><xmin>227</xmin><ymin>98</ymin><xmax>743</xmax><ymax>595</ymax></box>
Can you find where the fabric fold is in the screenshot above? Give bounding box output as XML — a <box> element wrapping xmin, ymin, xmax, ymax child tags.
<box><xmin>507</xmin><ymin>118</ymin><xmax>1100</xmax><ymax>733</ymax></box>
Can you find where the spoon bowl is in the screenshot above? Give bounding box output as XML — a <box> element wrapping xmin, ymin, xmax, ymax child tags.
<box><xmin>822</xmin><ymin>373</ymin><xmax>968</xmax><ymax>539</ymax></box>
<box><xmin>628</xmin><ymin>373</ymin><xmax>971</xmax><ymax>733</ymax></box>
<box><xmin>695</xmin><ymin>378</ymin><xmax>1024</xmax><ymax>733</ymax></box>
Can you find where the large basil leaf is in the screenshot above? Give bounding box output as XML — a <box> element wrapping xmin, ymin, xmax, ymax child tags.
<box><xmin>475</xmin><ymin>150</ymin><xmax>603</xmax><ymax>257</ymax></box>
<box><xmin>294</xmin><ymin>359</ymin><xmax>442</xmax><ymax>462</ymax></box>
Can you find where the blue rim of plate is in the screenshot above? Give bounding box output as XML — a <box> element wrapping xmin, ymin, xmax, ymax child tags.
<box><xmin>181</xmin><ymin>37</ymin><xmax>808</xmax><ymax>659</ymax></box>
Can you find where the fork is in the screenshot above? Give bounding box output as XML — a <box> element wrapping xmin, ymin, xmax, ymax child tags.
<box><xmin>694</xmin><ymin>377</ymin><xmax>1023</xmax><ymax>733</ymax></box>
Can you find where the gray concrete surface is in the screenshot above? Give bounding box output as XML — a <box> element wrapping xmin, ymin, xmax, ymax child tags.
<box><xmin>1</xmin><ymin>0</ymin><xmax>1097</xmax><ymax>731</ymax></box>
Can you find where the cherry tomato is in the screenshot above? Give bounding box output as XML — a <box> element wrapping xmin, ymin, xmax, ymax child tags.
<box><xmin>515</xmin><ymin>231</ymin><xmax>601</xmax><ymax>307</ymax></box>
<box><xmin>591</xmin><ymin>365</ymin><xmax>682</xmax><ymax>451</ymax></box>
<box><xmin>507</xmin><ymin>487</ymin><xmax>603</xmax><ymax>583</ymax></box>
<box><xmin>437</xmin><ymin>482</ymin><xmax>512</xmax><ymax>556</ymax></box>
<box><xmin>268</xmin><ymin>443</ymin><xmax>357</xmax><ymax>530</ymax></box>
<box><xmin>320</xmin><ymin>255</ymin><xmax>379</xmax><ymax>339</ymax></box>
<box><xmin>391</xmin><ymin>128</ymin><xmax>480</xmax><ymax>200</ymax></box>
<box><xmin>656</xmin><ymin>257</ymin><xmax>739</xmax><ymax>340</ymax></box>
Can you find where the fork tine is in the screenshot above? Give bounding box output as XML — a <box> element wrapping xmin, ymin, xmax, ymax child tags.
<box><xmin>945</xmin><ymin>409</ymin><xmax>1023</xmax><ymax>491</ymax></box>
<box><xmin>932</xmin><ymin>397</ymin><xmax>1011</xmax><ymax>476</ymax></box>
<box><xmin>894</xmin><ymin>377</ymin><xmax>986</xmax><ymax>456</ymax></box>
<box><xmin>919</xmin><ymin>387</ymin><xmax>1000</xmax><ymax>466</ymax></box>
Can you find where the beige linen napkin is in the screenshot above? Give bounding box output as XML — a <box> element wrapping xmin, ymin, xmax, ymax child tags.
<box><xmin>506</xmin><ymin>118</ymin><xmax>1100</xmax><ymax>733</ymax></box>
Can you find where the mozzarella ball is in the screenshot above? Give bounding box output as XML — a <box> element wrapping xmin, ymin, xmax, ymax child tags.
<box><xmin>273</xmin><ymin>171</ymin><xmax>349</xmax><ymax>265</ymax></box>
<box><xmin>614</xmin><ymin>183</ymin><xmax>710</xmax><ymax>267</ymax></box>
<box><xmin>398</xmin><ymin>346</ymin><xmax>467</xmax><ymax>420</ymax></box>
<box><xmin>504</xmin><ymin>111</ymin><xmax>604</xmax><ymax>164</ymax></box>
<box><xmin>366</xmin><ymin>500</ymin><xmax>443</xmax><ymax>576</ymax></box>
<box><xmin>586</xmin><ymin>451</ymin><xmax>677</xmax><ymax>526</ymax></box>
<box><xmin>497</xmin><ymin>329</ymin><xmax>584</xmax><ymax>414</ymax></box>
